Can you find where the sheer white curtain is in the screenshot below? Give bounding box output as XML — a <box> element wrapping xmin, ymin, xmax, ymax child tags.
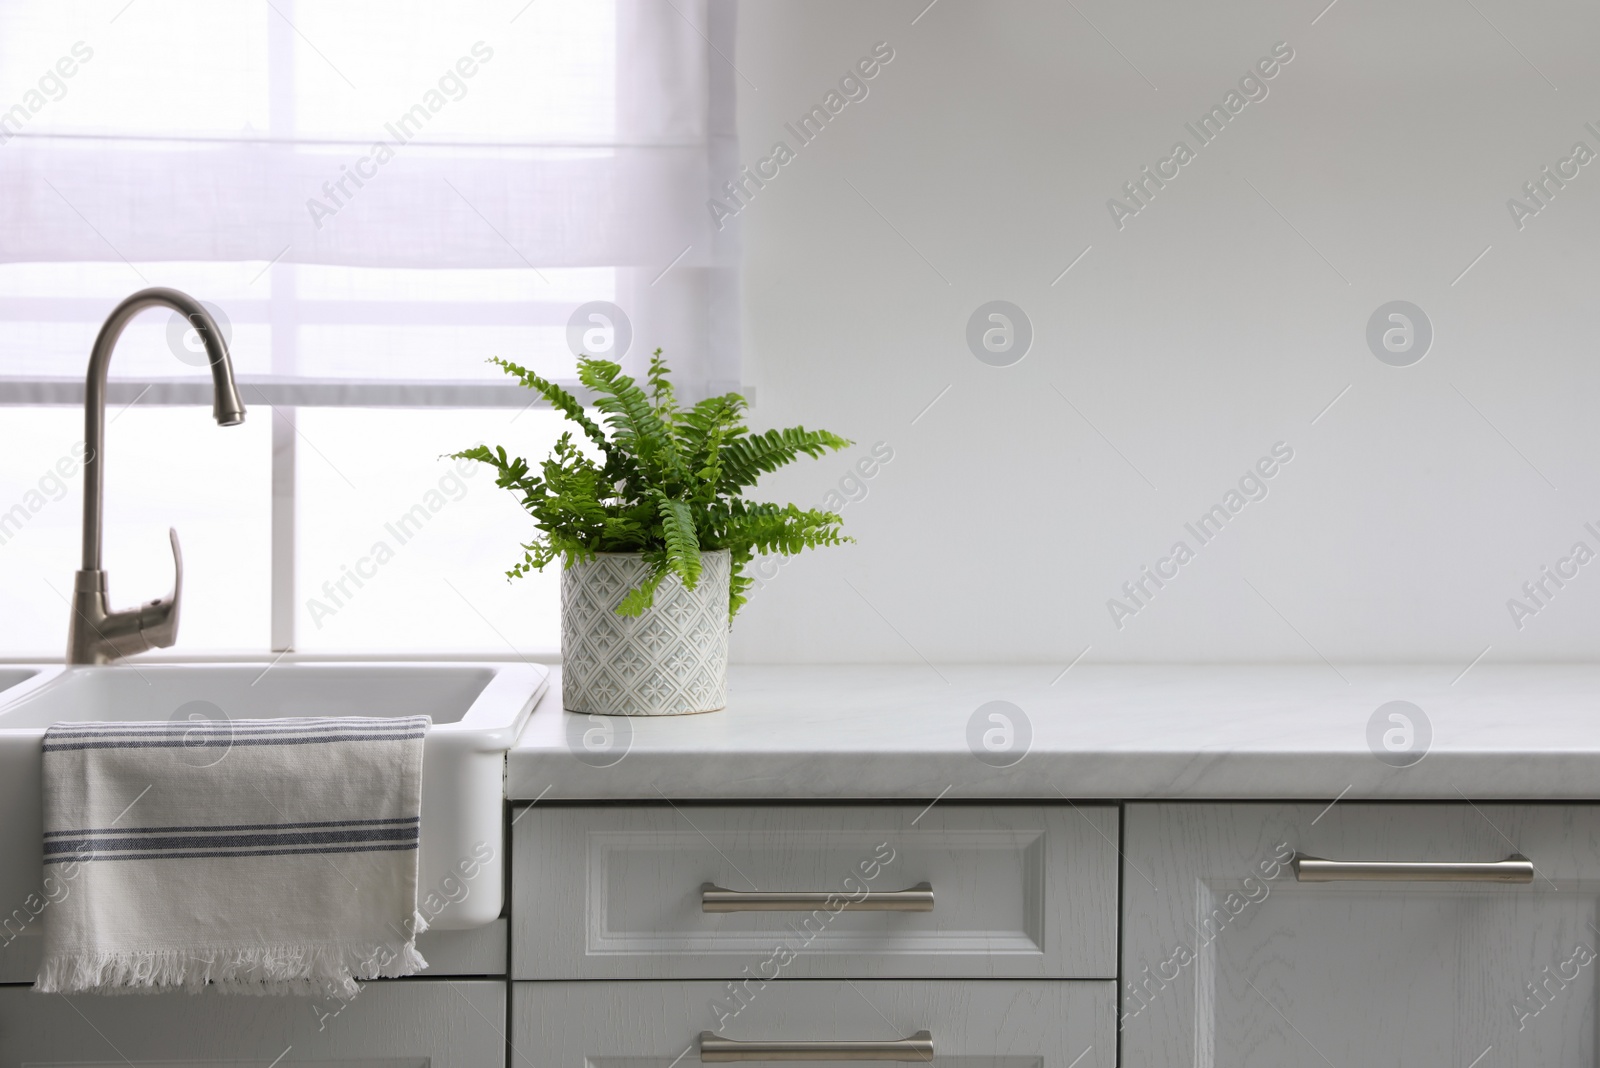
<box><xmin>0</xmin><ymin>0</ymin><xmax>738</xmax><ymax>395</ymax></box>
<box><xmin>0</xmin><ymin>0</ymin><xmax>740</xmax><ymax>657</ymax></box>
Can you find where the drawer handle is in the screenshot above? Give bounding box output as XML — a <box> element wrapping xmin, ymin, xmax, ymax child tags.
<box><xmin>1292</xmin><ymin>853</ymin><xmax>1534</xmax><ymax>883</ymax></box>
<box><xmin>699</xmin><ymin>1029</ymin><xmax>934</xmax><ymax>1062</ymax></box>
<box><xmin>700</xmin><ymin>882</ymin><xmax>934</xmax><ymax>913</ymax></box>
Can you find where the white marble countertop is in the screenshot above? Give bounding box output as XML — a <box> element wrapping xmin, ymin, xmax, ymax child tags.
<box><xmin>506</xmin><ymin>664</ymin><xmax>1600</xmax><ymax>801</ymax></box>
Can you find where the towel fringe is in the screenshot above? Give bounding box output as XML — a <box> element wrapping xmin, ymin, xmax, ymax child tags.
<box><xmin>36</xmin><ymin>935</ymin><xmax>429</xmax><ymax>998</ymax></box>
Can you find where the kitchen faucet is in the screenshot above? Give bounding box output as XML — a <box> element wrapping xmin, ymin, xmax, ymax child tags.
<box><xmin>66</xmin><ymin>288</ymin><xmax>246</xmax><ymax>665</ymax></box>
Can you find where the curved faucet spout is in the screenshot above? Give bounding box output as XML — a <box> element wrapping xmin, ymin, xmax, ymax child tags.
<box><xmin>69</xmin><ymin>287</ymin><xmax>246</xmax><ymax>664</ymax></box>
<box><xmin>82</xmin><ymin>288</ymin><xmax>244</xmax><ymax>572</ymax></box>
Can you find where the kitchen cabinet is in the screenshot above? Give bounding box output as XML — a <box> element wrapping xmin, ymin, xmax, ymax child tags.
<box><xmin>0</xmin><ymin>979</ymin><xmax>505</xmax><ymax>1067</ymax></box>
<box><xmin>512</xmin><ymin>979</ymin><xmax>1114</xmax><ymax>1067</ymax></box>
<box><xmin>512</xmin><ymin>802</ymin><xmax>1119</xmax><ymax>979</ymax></box>
<box><xmin>1121</xmin><ymin>802</ymin><xmax>1600</xmax><ymax>1067</ymax></box>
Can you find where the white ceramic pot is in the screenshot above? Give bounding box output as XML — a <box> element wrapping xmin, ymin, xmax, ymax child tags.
<box><xmin>560</xmin><ymin>549</ymin><xmax>730</xmax><ymax>716</ymax></box>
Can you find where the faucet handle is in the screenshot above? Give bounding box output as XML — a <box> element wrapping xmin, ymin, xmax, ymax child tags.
<box><xmin>135</xmin><ymin>527</ymin><xmax>183</xmax><ymax>650</ymax></box>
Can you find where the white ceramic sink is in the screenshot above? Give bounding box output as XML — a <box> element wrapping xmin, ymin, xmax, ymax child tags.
<box><xmin>0</xmin><ymin>660</ymin><xmax>547</xmax><ymax>932</ymax></box>
<box><xmin>0</xmin><ymin>668</ymin><xmax>38</xmax><ymax>692</ymax></box>
<box><xmin>0</xmin><ymin>666</ymin><xmax>58</xmax><ymax>708</ymax></box>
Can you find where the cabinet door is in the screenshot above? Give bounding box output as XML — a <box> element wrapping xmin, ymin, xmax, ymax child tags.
<box><xmin>1122</xmin><ymin>803</ymin><xmax>1600</xmax><ymax>1067</ymax></box>
<box><xmin>512</xmin><ymin>803</ymin><xmax>1118</xmax><ymax>979</ymax></box>
<box><xmin>513</xmin><ymin>979</ymin><xmax>1113</xmax><ymax>1067</ymax></box>
<box><xmin>0</xmin><ymin>980</ymin><xmax>504</xmax><ymax>1068</ymax></box>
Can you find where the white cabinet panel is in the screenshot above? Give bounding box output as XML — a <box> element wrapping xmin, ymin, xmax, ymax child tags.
<box><xmin>1122</xmin><ymin>803</ymin><xmax>1600</xmax><ymax>1068</ymax></box>
<box><xmin>0</xmin><ymin>979</ymin><xmax>504</xmax><ymax>1067</ymax></box>
<box><xmin>0</xmin><ymin>923</ymin><xmax>506</xmax><ymax>983</ymax></box>
<box><xmin>513</xmin><ymin>979</ymin><xmax>1113</xmax><ymax>1067</ymax></box>
<box><xmin>513</xmin><ymin>803</ymin><xmax>1118</xmax><ymax>979</ymax></box>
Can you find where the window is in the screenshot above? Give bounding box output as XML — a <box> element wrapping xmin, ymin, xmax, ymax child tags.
<box><xmin>0</xmin><ymin>0</ymin><xmax>738</xmax><ymax>657</ymax></box>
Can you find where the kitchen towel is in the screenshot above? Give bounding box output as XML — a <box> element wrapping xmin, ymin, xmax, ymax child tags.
<box><xmin>36</xmin><ymin>715</ymin><xmax>431</xmax><ymax>997</ymax></box>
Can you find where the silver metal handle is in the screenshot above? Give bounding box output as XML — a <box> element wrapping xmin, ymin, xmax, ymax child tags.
<box><xmin>1293</xmin><ymin>853</ymin><xmax>1534</xmax><ymax>883</ymax></box>
<box><xmin>701</xmin><ymin>882</ymin><xmax>934</xmax><ymax>913</ymax></box>
<box><xmin>699</xmin><ymin>1030</ymin><xmax>933</xmax><ymax>1062</ymax></box>
<box><xmin>137</xmin><ymin>527</ymin><xmax>184</xmax><ymax>647</ymax></box>
<box><xmin>66</xmin><ymin>527</ymin><xmax>183</xmax><ymax>665</ymax></box>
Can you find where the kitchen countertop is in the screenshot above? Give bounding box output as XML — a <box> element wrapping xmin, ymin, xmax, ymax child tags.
<box><xmin>506</xmin><ymin>664</ymin><xmax>1600</xmax><ymax>801</ymax></box>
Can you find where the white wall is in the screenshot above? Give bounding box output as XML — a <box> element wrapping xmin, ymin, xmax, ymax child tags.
<box><xmin>727</xmin><ymin>0</ymin><xmax>1600</xmax><ymax>666</ymax></box>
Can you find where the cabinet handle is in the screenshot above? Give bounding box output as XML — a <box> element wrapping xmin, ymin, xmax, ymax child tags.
<box><xmin>699</xmin><ymin>1029</ymin><xmax>934</xmax><ymax>1062</ymax></box>
<box><xmin>700</xmin><ymin>882</ymin><xmax>934</xmax><ymax>913</ymax></box>
<box><xmin>1292</xmin><ymin>853</ymin><xmax>1534</xmax><ymax>883</ymax></box>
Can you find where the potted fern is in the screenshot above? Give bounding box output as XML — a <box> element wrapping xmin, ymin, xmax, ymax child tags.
<box><xmin>454</xmin><ymin>352</ymin><xmax>851</xmax><ymax>716</ymax></box>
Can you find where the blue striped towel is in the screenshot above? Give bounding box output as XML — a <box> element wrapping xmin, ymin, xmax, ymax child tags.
<box><xmin>36</xmin><ymin>716</ymin><xmax>431</xmax><ymax>996</ymax></box>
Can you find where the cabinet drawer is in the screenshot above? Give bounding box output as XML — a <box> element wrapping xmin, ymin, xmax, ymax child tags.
<box><xmin>1122</xmin><ymin>803</ymin><xmax>1600</xmax><ymax>1068</ymax></box>
<box><xmin>513</xmin><ymin>979</ymin><xmax>1114</xmax><ymax>1067</ymax></box>
<box><xmin>512</xmin><ymin>803</ymin><xmax>1118</xmax><ymax>979</ymax></box>
<box><xmin>0</xmin><ymin>979</ymin><xmax>504</xmax><ymax>1066</ymax></box>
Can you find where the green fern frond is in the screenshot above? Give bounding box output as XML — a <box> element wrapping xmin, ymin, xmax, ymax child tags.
<box><xmin>654</xmin><ymin>495</ymin><xmax>702</xmax><ymax>589</ymax></box>
<box><xmin>725</xmin><ymin>544</ymin><xmax>757</xmax><ymax>618</ymax></box>
<box><xmin>615</xmin><ymin>568</ymin><xmax>667</xmax><ymax>617</ymax></box>
<box><xmin>718</xmin><ymin>504</ymin><xmax>849</xmax><ymax>555</ymax></box>
<box><xmin>675</xmin><ymin>392</ymin><xmax>747</xmax><ymax>450</ymax></box>
<box><xmin>646</xmin><ymin>348</ymin><xmax>677</xmax><ymax>419</ymax></box>
<box><xmin>718</xmin><ymin>427</ymin><xmax>852</xmax><ymax>492</ymax></box>
<box><xmin>486</xmin><ymin>357</ymin><xmax>612</xmax><ymax>458</ymax></box>
<box><xmin>579</xmin><ymin>359</ymin><xmax>684</xmax><ymax>485</ymax></box>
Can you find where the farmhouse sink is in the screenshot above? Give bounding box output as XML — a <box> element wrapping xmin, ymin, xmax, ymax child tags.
<box><xmin>0</xmin><ymin>667</ymin><xmax>59</xmax><ymax>708</ymax></box>
<box><xmin>0</xmin><ymin>660</ymin><xmax>547</xmax><ymax>931</ymax></box>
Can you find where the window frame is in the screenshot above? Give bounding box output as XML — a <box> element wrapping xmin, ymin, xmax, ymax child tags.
<box><xmin>0</xmin><ymin>0</ymin><xmax>740</xmax><ymax>656</ymax></box>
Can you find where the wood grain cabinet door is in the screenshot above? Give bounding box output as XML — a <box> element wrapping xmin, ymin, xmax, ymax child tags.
<box><xmin>1122</xmin><ymin>803</ymin><xmax>1600</xmax><ymax>1068</ymax></box>
<box><xmin>513</xmin><ymin>979</ymin><xmax>1114</xmax><ymax>1068</ymax></box>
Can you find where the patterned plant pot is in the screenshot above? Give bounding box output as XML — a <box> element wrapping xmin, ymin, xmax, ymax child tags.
<box><xmin>560</xmin><ymin>550</ymin><xmax>730</xmax><ymax>716</ymax></box>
